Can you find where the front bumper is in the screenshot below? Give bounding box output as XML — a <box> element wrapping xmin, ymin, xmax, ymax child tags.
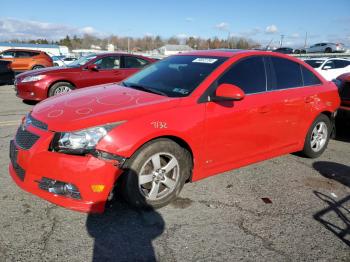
<box><xmin>15</xmin><ymin>79</ymin><xmax>50</xmax><ymax>101</ymax></box>
<box><xmin>8</xmin><ymin>124</ymin><xmax>124</xmax><ymax>213</ymax></box>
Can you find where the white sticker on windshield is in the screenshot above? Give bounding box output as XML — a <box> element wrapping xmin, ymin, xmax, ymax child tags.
<box><xmin>192</xmin><ymin>58</ymin><xmax>218</xmax><ymax>64</ymax></box>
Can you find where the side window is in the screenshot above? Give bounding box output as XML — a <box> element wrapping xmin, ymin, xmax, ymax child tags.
<box><xmin>333</xmin><ymin>60</ymin><xmax>346</xmax><ymax>69</ymax></box>
<box><xmin>94</xmin><ymin>56</ymin><xmax>120</xmax><ymax>70</ymax></box>
<box><xmin>15</xmin><ymin>51</ymin><xmax>32</xmax><ymax>58</ymax></box>
<box><xmin>123</xmin><ymin>56</ymin><xmax>149</xmax><ymax>69</ymax></box>
<box><xmin>1</xmin><ymin>51</ymin><xmax>15</xmax><ymax>58</ymax></box>
<box><xmin>218</xmin><ymin>56</ymin><xmax>266</xmax><ymax>94</ymax></box>
<box><xmin>270</xmin><ymin>57</ymin><xmax>303</xmax><ymax>89</ymax></box>
<box><xmin>301</xmin><ymin>65</ymin><xmax>321</xmax><ymax>86</ymax></box>
<box><xmin>322</xmin><ymin>61</ymin><xmax>335</xmax><ymax>69</ymax></box>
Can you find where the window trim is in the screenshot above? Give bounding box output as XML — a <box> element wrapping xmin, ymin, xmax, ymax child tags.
<box><xmin>198</xmin><ymin>55</ymin><xmax>269</xmax><ymax>103</ymax></box>
<box><xmin>91</xmin><ymin>55</ymin><xmax>120</xmax><ymax>71</ymax></box>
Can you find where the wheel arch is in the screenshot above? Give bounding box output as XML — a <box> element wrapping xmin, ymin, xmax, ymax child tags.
<box><xmin>47</xmin><ymin>80</ymin><xmax>76</xmax><ymax>96</ymax></box>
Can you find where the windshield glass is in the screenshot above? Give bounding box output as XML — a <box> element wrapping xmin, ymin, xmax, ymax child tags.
<box><xmin>304</xmin><ymin>60</ymin><xmax>325</xmax><ymax>68</ymax></box>
<box><xmin>123</xmin><ymin>55</ymin><xmax>227</xmax><ymax>97</ymax></box>
<box><xmin>67</xmin><ymin>54</ymin><xmax>97</xmax><ymax>67</ymax></box>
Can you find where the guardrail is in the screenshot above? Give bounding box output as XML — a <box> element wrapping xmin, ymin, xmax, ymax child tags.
<box><xmin>290</xmin><ymin>52</ymin><xmax>350</xmax><ymax>59</ymax></box>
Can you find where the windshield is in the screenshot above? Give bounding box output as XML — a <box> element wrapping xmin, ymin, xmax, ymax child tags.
<box><xmin>304</xmin><ymin>60</ymin><xmax>325</xmax><ymax>68</ymax></box>
<box><xmin>67</xmin><ymin>54</ymin><xmax>97</xmax><ymax>67</ymax></box>
<box><xmin>123</xmin><ymin>55</ymin><xmax>227</xmax><ymax>97</ymax></box>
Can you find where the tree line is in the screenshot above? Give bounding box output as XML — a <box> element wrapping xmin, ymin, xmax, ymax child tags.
<box><xmin>8</xmin><ymin>34</ymin><xmax>259</xmax><ymax>51</ymax></box>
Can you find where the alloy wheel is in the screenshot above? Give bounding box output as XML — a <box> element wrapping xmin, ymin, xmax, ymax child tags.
<box><xmin>138</xmin><ymin>152</ymin><xmax>180</xmax><ymax>201</ymax></box>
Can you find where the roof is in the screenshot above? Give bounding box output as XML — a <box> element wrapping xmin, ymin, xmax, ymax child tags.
<box><xmin>160</xmin><ymin>45</ymin><xmax>193</xmax><ymax>51</ymax></box>
<box><xmin>177</xmin><ymin>49</ymin><xmax>253</xmax><ymax>57</ymax></box>
<box><xmin>0</xmin><ymin>42</ymin><xmax>60</xmax><ymax>49</ymax></box>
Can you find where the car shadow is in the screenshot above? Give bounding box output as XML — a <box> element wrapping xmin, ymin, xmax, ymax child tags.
<box><xmin>22</xmin><ymin>100</ymin><xmax>39</xmax><ymax>106</ymax></box>
<box><xmin>312</xmin><ymin>161</ymin><xmax>350</xmax><ymax>247</ymax></box>
<box><xmin>86</xmin><ymin>170</ymin><xmax>165</xmax><ymax>262</ymax></box>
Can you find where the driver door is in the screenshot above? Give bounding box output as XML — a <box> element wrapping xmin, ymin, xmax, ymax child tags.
<box><xmin>204</xmin><ymin>56</ymin><xmax>274</xmax><ymax>172</ymax></box>
<box><xmin>79</xmin><ymin>55</ymin><xmax>122</xmax><ymax>87</ymax></box>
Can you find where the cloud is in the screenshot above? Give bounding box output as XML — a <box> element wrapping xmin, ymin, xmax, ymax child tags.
<box><xmin>215</xmin><ymin>22</ymin><xmax>230</xmax><ymax>31</ymax></box>
<box><xmin>0</xmin><ymin>18</ymin><xmax>104</xmax><ymax>40</ymax></box>
<box><xmin>185</xmin><ymin>17</ymin><xmax>194</xmax><ymax>22</ymax></box>
<box><xmin>265</xmin><ymin>24</ymin><xmax>278</xmax><ymax>34</ymax></box>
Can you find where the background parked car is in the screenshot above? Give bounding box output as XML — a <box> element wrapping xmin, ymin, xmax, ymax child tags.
<box><xmin>15</xmin><ymin>52</ymin><xmax>156</xmax><ymax>101</ymax></box>
<box><xmin>336</xmin><ymin>73</ymin><xmax>350</xmax><ymax>119</ymax></box>
<box><xmin>273</xmin><ymin>47</ymin><xmax>295</xmax><ymax>54</ymax></box>
<box><xmin>0</xmin><ymin>60</ymin><xmax>14</xmax><ymax>85</ymax></box>
<box><xmin>0</xmin><ymin>49</ymin><xmax>53</xmax><ymax>72</ymax></box>
<box><xmin>52</xmin><ymin>56</ymin><xmax>78</xmax><ymax>67</ymax></box>
<box><xmin>304</xmin><ymin>58</ymin><xmax>350</xmax><ymax>80</ymax></box>
<box><xmin>300</xmin><ymin>43</ymin><xmax>345</xmax><ymax>53</ymax></box>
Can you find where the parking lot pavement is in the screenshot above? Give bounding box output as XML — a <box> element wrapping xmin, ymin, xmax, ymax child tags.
<box><xmin>0</xmin><ymin>84</ymin><xmax>349</xmax><ymax>262</ymax></box>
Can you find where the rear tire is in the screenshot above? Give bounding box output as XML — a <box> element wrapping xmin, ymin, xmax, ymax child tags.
<box><xmin>122</xmin><ymin>138</ymin><xmax>191</xmax><ymax>209</ymax></box>
<box><xmin>325</xmin><ymin>47</ymin><xmax>332</xmax><ymax>53</ymax></box>
<box><xmin>48</xmin><ymin>82</ymin><xmax>74</xmax><ymax>97</ymax></box>
<box><xmin>32</xmin><ymin>65</ymin><xmax>44</xmax><ymax>70</ymax></box>
<box><xmin>301</xmin><ymin>114</ymin><xmax>331</xmax><ymax>158</ymax></box>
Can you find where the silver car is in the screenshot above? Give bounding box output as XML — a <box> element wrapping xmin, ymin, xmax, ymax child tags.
<box><xmin>300</xmin><ymin>43</ymin><xmax>345</xmax><ymax>53</ymax></box>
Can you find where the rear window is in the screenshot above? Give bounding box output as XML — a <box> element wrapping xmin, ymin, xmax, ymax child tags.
<box><xmin>271</xmin><ymin>57</ymin><xmax>303</xmax><ymax>89</ymax></box>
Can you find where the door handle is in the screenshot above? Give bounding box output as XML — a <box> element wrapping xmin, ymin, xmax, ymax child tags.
<box><xmin>258</xmin><ymin>106</ymin><xmax>270</xmax><ymax>114</ymax></box>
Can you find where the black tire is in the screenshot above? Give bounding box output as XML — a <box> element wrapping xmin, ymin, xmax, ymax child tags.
<box><xmin>294</xmin><ymin>49</ymin><xmax>301</xmax><ymax>54</ymax></box>
<box><xmin>48</xmin><ymin>82</ymin><xmax>74</xmax><ymax>97</ymax></box>
<box><xmin>325</xmin><ymin>47</ymin><xmax>332</xmax><ymax>53</ymax></box>
<box><xmin>32</xmin><ymin>65</ymin><xmax>44</xmax><ymax>70</ymax></box>
<box><xmin>301</xmin><ymin>114</ymin><xmax>331</xmax><ymax>158</ymax></box>
<box><xmin>301</xmin><ymin>50</ymin><xmax>306</xmax><ymax>54</ymax></box>
<box><xmin>121</xmin><ymin>138</ymin><xmax>191</xmax><ymax>209</ymax></box>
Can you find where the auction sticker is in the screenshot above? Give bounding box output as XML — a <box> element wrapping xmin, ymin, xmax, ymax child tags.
<box><xmin>192</xmin><ymin>58</ymin><xmax>218</xmax><ymax>64</ymax></box>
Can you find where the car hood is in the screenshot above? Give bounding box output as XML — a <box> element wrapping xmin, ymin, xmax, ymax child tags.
<box><xmin>31</xmin><ymin>84</ymin><xmax>179</xmax><ymax>131</ymax></box>
<box><xmin>17</xmin><ymin>66</ymin><xmax>78</xmax><ymax>78</ymax></box>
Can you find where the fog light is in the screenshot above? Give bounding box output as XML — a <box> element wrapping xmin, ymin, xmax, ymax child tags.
<box><xmin>30</xmin><ymin>92</ymin><xmax>35</xmax><ymax>96</ymax></box>
<box><xmin>37</xmin><ymin>177</ymin><xmax>81</xmax><ymax>199</ymax></box>
<box><xmin>91</xmin><ymin>184</ymin><xmax>105</xmax><ymax>193</ymax></box>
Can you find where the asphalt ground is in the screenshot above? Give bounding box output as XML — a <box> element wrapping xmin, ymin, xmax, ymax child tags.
<box><xmin>0</xmin><ymin>84</ymin><xmax>349</xmax><ymax>262</ymax></box>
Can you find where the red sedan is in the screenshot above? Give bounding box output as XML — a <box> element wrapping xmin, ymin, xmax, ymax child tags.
<box><xmin>14</xmin><ymin>53</ymin><xmax>155</xmax><ymax>101</ymax></box>
<box><xmin>336</xmin><ymin>73</ymin><xmax>350</xmax><ymax>119</ymax></box>
<box><xmin>9</xmin><ymin>50</ymin><xmax>340</xmax><ymax>213</ymax></box>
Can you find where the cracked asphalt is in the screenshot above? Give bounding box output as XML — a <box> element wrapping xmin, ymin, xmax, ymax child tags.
<box><xmin>0</xmin><ymin>84</ymin><xmax>349</xmax><ymax>262</ymax></box>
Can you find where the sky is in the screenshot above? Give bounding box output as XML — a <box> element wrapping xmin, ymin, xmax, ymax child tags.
<box><xmin>1</xmin><ymin>0</ymin><xmax>350</xmax><ymax>48</ymax></box>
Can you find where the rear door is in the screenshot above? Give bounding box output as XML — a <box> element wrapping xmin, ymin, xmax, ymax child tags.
<box><xmin>13</xmin><ymin>51</ymin><xmax>36</xmax><ymax>70</ymax></box>
<box><xmin>266</xmin><ymin>56</ymin><xmax>307</xmax><ymax>149</ymax></box>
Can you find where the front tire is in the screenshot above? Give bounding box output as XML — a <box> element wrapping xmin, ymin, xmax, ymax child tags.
<box><xmin>48</xmin><ymin>82</ymin><xmax>74</xmax><ymax>97</ymax></box>
<box><xmin>325</xmin><ymin>47</ymin><xmax>332</xmax><ymax>53</ymax></box>
<box><xmin>122</xmin><ymin>139</ymin><xmax>191</xmax><ymax>209</ymax></box>
<box><xmin>301</xmin><ymin>114</ymin><xmax>331</xmax><ymax>158</ymax></box>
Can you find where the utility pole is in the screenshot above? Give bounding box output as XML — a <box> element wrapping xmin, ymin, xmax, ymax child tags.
<box><xmin>304</xmin><ymin>32</ymin><xmax>308</xmax><ymax>48</ymax></box>
<box><xmin>127</xmin><ymin>37</ymin><xmax>130</xmax><ymax>53</ymax></box>
<box><xmin>280</xmin><ymin>34</ymin><xmax>285</xmax><ymax>47</ymax></box>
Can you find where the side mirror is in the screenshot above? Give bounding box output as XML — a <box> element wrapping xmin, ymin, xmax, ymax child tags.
<box><xmin>87</xmin><ymin>64</ymin><xmax>99</xmax><ymax>71</ymax></box>
<box><xmin>211</xmin><ymin>83</ymin><xmax>245</xmax><ymax>102</ymax></box>
<box><xmin>323</xmin><ymin>66</ymin><xmax>332</xmax><ymax>70</ymax></box>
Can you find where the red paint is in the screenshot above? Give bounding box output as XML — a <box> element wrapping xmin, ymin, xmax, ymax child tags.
<box><xmin>15</xmin><ymin>53</ymin><xmax>155</xmax><ymax>101</ymax></box>
<box><xmin>9</xmin><ymin>50</ymin><xmax>340</xmax><ymax>213</ymax></box>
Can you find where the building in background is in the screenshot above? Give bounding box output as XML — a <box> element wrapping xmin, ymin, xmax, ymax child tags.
<box><xmin>0</xmin><ymin>42</ymin><xmax>69</xmax><ymax>56</ymax></box>
<box><xmin>156</xmin><ymin>44</ymin><xmax>193</xmax><ymax>56</ymax></box>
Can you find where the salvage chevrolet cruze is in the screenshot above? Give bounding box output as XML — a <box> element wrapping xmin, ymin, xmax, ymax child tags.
<box><xmin>9</xmin><ymin>50</ymin><xmax>340</xmax><ymax>213</ymax></box>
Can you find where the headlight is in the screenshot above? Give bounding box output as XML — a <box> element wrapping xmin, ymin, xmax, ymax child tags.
<box><xmin>52</xmin><ymin>122</ymin><xmax>124</xmax><ymax>155</ymax></box>
<box><xmin>21</xmin><ymin>75</ymin><xmax>45</xmax><ymax>83</ymax></box>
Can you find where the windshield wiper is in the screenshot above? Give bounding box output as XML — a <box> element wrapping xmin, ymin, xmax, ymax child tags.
<box><xmin>122</xmin><ymin>82</ymin><xmax>168</xmax><ymax>97</ymax></box>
